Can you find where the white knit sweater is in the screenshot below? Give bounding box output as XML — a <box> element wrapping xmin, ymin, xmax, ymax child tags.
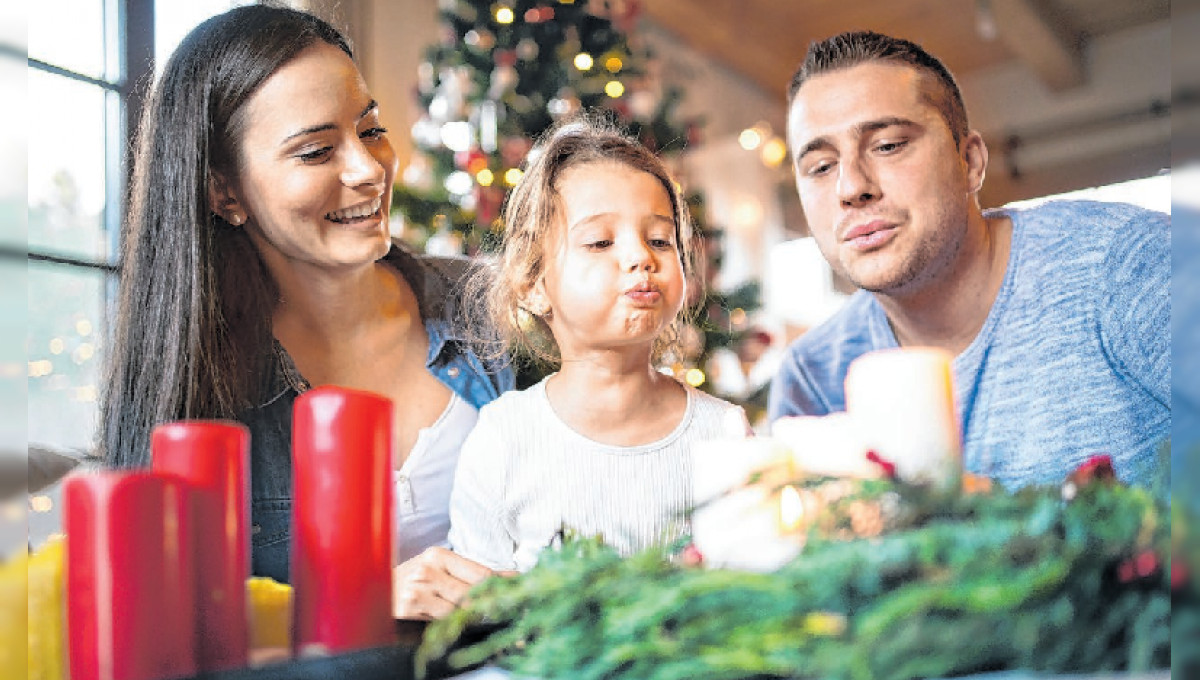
<box><xmin>448</xmin><ymin>376</ymin><xmax>749</xmax><ymax>571</ymax></box>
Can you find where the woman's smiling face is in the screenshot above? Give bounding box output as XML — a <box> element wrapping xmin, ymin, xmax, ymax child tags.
<box><xmin>221</xmin><ymin>41</ymin><xmax>398</xmax><ymax>273</ymax></box>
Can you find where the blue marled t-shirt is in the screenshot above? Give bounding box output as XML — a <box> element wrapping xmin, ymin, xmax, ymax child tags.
<box><xmin>768</xmin><ymin>200</ymin><xmax>1171</xmax><ymax>489</ymax></box>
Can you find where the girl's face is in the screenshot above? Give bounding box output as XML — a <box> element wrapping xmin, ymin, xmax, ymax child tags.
<box><xmin>536</xmin><ymin>160</ymin><xmax>685</xmax><ymax>360</ymax></box>
<box><xmin>217</xmin><ymin>42</ymin><xmax>398</xmax><ymax>274</ymax></box>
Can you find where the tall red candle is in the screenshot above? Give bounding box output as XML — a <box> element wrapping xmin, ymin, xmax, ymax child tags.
<box><xmin>64</xmin><ymin>472</ymin><xmax>197</xmax><ymax>680</ymax></box>
<box><xmin>291</xmin><ymin>386</ymin><xmax>394</xmax><ymax>655</ymax></box>
<box><xmin>152</xmin><ymin>420</ymin><xmax>250</xmax><ymax>671</ymax></box>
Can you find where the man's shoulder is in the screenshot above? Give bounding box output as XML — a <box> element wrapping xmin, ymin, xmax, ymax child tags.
<box><xmin>788</xmin><ymin>290</ymin><xmax>881</xmax><ymax>362</ymax></box>
<box><xmin>1001</xmin><ymin>199</ymin><xmax>1167</xmax><ymax>243</ymax></box>
<box><xmin>772</xmin><ymin>291</ymin><xmax>884</xmax><ymax>416</ymax></box>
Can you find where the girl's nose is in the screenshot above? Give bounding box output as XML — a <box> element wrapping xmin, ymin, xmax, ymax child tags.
<box><xmin>622</xmin><ymin>239</ymin><xmax>656</xmax><ymax>272</ymax></box>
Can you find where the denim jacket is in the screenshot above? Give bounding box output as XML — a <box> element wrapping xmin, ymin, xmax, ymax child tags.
<box><xmin>241</xmin><ymin>244</ymin><xmax>513</xmax><ymax>583</ymax></box>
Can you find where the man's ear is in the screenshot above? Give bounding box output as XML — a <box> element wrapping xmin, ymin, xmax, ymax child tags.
<box><xmin>962</xmin><ymin>130</ymin><xmax>988</xmax><ymax>196</ymax></box>
<box><xmin>208</xmin><ymin>172</ymin><xmax>247</xmax><ymax>226</ymax></box>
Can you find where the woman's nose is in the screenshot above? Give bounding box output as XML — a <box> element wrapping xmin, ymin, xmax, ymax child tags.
<box><xmin>341</xmin><ymin>138</ymin><xmax>388</xmax><ymax>189</ymax></box>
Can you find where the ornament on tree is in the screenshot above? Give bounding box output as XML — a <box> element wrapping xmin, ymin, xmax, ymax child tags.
<box><xmin>417</xmin><ymin>62</ymin><xmax>436</xmax><ymax>95</ymax></box>
<box><xmin>488</xmin><ymin>64</ymin><xmax>519</xmax><ymax>100</ymax></box>
<box><xmin>438</xmin><ymin>23</ymin><xmax>458</xmax><ymax>47</ymax></box>
<box><xmin>516</xmin><ymin>37</ymin><xmax>539</xmax><ymax>61</ymax></box>
<box><xmin>437</xmin><ymin>66</ymin><xmax>473</xmax><ymax>120</ymax></box>
<box><xmin>411</xmin><ymin>115</ymin><xmax>442</xmax><ymax>149</ymax></box>
<box><xmin>425</xmin><ymin>214</ymin><xmax>465</xmax><ymax>257</ymax></box>
<box><xmin>524</xmin><ymin>6</ymin><xmax>554</xmax><ymax>23</ymax></box>
<box><xmin>464</xmin><ymin>28</ymin><xmax>495</xmax><ymax>51</ymax></box>
<box><xmin>628</xmin><ymin>89</ymin><xmax>657</xmax><ymax>121</ymax></box>
<box><xmin>611</xmin><ymin>0</ymin><xmax>643</xmax><ymax>33</ymax></box>
<box><xmin>474</xmin><ymin>184</ymin><xmax>506</xmax><ymax>226</ymax></box>
<box><xmin>402</xmin><ymin>154</ymin><xmax>435</xmax><ymax>192</ymax></box>
<box><xmin>500</xmin><ymin>136</ymin><xmax>533</xmax><ymax>168</ymax></box>
<box><xmin>547</xmin><ymin>88</ymin><xmax>582</xmax><ymax>119</ymax></box>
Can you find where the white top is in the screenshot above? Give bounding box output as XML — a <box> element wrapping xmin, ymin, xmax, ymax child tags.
<box><xmin>394</xmin><ymin>391</ymin><xmax>479</xmax><ymax>564</ymax></box>
<box><xmin>448</xmin><ymin>377</ymin><xmax>750</xmax><ymax>571</ymax></box>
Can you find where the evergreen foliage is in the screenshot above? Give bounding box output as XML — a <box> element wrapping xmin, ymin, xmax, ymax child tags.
<box><xmin>420</xmin><ymin>472</ymin><xmax>1175</xmax><ymax>680</ymax></box>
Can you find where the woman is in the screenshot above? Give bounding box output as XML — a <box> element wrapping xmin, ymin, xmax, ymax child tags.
<box><xmin>100</xmin><ymin>4</ymin><xmax>512</xmax><ymax>620</ymax></box>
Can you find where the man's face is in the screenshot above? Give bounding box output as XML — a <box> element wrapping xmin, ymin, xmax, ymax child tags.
<box><xmin>787</xmin><ymin>62</ymin><xmax>982</xmax><ymax>295</ymax></box>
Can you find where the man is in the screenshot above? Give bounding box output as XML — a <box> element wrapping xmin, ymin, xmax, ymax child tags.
<box><xmin>768</xmin><ymin>31</ymin><xmax>1169</xmax><ymax>488</ymax></box>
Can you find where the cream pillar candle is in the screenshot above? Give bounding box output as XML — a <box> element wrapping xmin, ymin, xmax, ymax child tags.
<box><xmin>843</xmin><ymin>348</ymin><xmax>961</xmax><ymax>488</ymax></box>
<box><xmin>772</xmin><ymin>413</ymin><xmax>876</xmax><ymax>479</ymax></box>
<box><xmin>690</xmin><ymin>438</ymin><xmax>800</xmax><ymax>572</ymax></box>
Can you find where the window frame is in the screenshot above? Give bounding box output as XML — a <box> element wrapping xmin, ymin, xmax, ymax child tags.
<box><xmin>25</xmin><ymin>0</ymin><xmax>151</xmax><ymax>278</ymax></box>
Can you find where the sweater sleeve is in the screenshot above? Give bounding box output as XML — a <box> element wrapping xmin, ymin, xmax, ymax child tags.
<box><xmin>447</xmin><ymin>408</ymin><xmax>519</xmax><ymax>571</ymax></box>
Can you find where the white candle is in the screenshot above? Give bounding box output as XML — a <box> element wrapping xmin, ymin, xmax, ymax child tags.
<box><xmin>772</xmin><ymin>413</ymin><xmax>877</xmax><ymax>479</ymax></box>
<box><xmin>690</xmin><ymin>438</ymin><xmax>800</xmax><ymax>572</ymax></box>
<box><xmin>843</xmin><ymin>348</ymin><xmax>962</xmax><ymax>488</ymax></box>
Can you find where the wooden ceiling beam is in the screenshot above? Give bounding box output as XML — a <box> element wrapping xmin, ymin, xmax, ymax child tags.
<box><xmin>988</xmin><ymin>0</ymin><xmax>1085</xmax><ymax>90</ymax></box>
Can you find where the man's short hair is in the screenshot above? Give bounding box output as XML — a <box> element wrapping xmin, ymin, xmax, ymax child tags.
<box><xmin>787</xmin><ymin>31</ymin><xmax>969</xmax><ymax>148</ymax></box>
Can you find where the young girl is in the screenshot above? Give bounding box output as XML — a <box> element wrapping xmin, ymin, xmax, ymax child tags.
<box><xmin>449</xmin><ymin>118</ymin><xmax>749</xmax><ymax>571</ymax></box>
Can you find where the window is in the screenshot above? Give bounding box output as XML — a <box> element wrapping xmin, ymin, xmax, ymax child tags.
<box><xmin>25</xmin><ymin>0</ymin><xmax>245</xmax><ymax>547</ymax></box>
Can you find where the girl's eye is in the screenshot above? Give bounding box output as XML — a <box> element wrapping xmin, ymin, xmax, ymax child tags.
<box><xmin>361</xmin><ymin>127</ymin><xmax>388</xmax><ymax>141</ymax></box>
<box><xmin>298</xmin><ymin>147</ymin><xmax>333</xmax><ymax>163</ymax></box>
<box><xmin>585</xmin><ymin>240</ymin><xmax>612</xmax><ymax>250</ymax></box>
<box><xmin>649</xmin><ymin>238</ymin><xmax>674</xmax><ymax>249</ymax></box>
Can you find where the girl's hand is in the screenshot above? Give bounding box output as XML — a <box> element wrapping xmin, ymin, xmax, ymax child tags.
<box><xmin>392</xmin><ymin>547</ymin><xmax>495</xmax><ymax>620</ymax></box>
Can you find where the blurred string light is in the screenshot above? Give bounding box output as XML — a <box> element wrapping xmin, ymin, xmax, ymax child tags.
<box><xmin>761</xmin><ymin>137</ymin><xmax>788</xmax><ymax>168</ymax></box>
<box><xmin>49</xmin><ymin>338</ymin><xmax>64</xmax><ymax>354</ymax></box>
<box><xmin>30</xmin><ymin>495</ymin><xmax>53</xmax><ymax>513</ymax></box>
<box><xmin>76</xmin><ymin>319</ymin><xmax>92</xmax><ymax>336</ymax></box>
<box><xmin>738</xmin><ymin>126</ymin><xmax>765</xmax><ymax>151</ymax></box>
<box><xmin>605</xmin><ymin>56</ymin><xmax>623</xmax><ymax>73</ymax></box>
<box><xmin>685</xmin><ymin>368</ymin><xmax>706</xmax><ymax>387</ymax></box>
<box><xmin>72</xmin><ymin>343</ymin><xmax>95</xmax><ymax>364</ymax></box>
<box><xmin>504</xmin><ymin>168</ymin><xmax>524</xmax><ymax>186</ymax></box>
<box><xmin>440</xmin><ymin>121</ymin><xmax>473</xmax><ymax>153</ymax></box>
<box><xmin>605</xmin><ymin>80</ymin><xmax>625</xmax><ymax>98</ymax></box>
<box><xmin>573</xmin><ymin>52</ymin><xmax>594</xmax><ymax>71</ymax></box>
<box><xmin>445</xmin><ymin>170</ymin><xmax>474</xmax><ymax>195</ymax></box>
<box><xmin>28</xmin><ymin>360</ymin><xmax>54</xmax><ymax>378</ymax></box>
<box><xmin>476</xmin><ymin>168</ymin><xmax>495</xmax><ymax>186</ymax></box>
<box><xmin>740</xmin><ymin>122</ymin><xmax>789</xmax><ymax>168</ymax></box>
<box><xmin>494</xmin><ymin>5</ymin><xmax>514</xmax><ymax>24</ymax></box>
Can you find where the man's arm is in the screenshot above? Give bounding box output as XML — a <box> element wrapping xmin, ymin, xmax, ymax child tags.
<box><xmin>767</xmin><ymin>348</ymin><xmax>834</xmax><ymax>422</ymax></box>
<box><xmin>1098</xmin><ymin>207</ymin><xmax>1170</xmax><ymax>407</ymax></box>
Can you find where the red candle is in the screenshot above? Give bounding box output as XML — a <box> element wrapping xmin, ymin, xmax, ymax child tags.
<box><xmin>65</xmin><ymin>472</ymin><xmax>197</xmax><ymax>680</ymax></box>
<box><xmin>291</xmin><ymin>386</ymin><xmax>394</xmax><ymax>655</ymax></box>
<box><xmin>152</xmin><ymin>420</ymin><xmax>250</xmax><ymax>671</ymax></box>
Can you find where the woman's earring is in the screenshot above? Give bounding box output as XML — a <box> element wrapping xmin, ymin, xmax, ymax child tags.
<box><xmin>229</xmin><ymin>213</ymin><xmax>244</xmax><ymax>226</ymax></box>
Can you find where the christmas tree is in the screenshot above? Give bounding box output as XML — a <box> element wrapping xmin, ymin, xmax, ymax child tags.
<box><xmin>397</xmin><ymin>0</ymin><xmax>762</xmax><ymax>402</ymax></box>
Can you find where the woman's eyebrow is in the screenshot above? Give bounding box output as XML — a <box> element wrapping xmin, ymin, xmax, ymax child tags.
<box><xmin>280</xmin><ymin>100</ymin><xmax>379</xmax><ymax>145</ymax></box>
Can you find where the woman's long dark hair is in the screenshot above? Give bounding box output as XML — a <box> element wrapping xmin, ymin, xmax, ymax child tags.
<box><xmin>101</xmin><ymin>4</ymin><xmax>352</xmax><ymax>468</ymax></box>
